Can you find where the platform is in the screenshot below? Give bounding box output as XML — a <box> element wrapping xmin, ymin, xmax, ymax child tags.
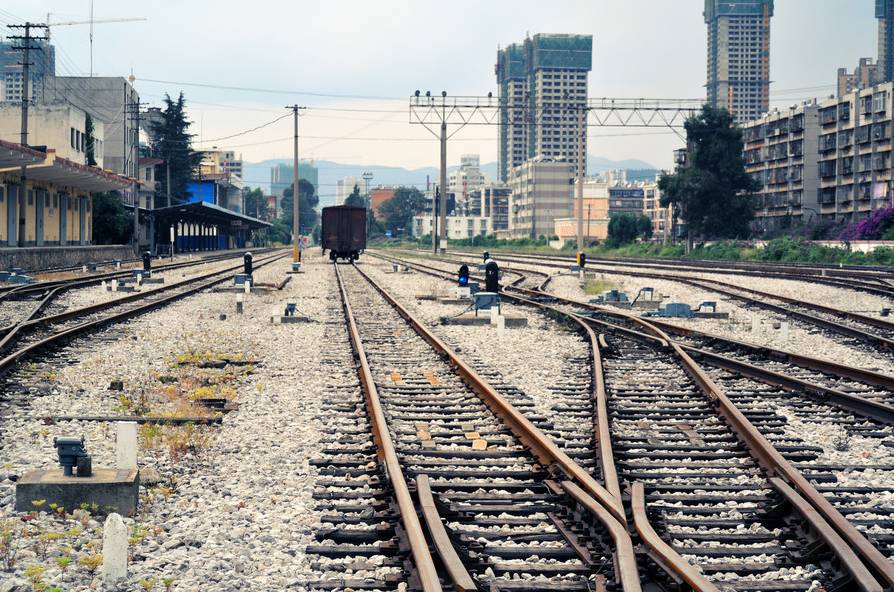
<box><xmin>16</xmin><ymin>468</ymin><xmax>139</xmax><ymax>516</ymax></box>
<box><xmin>441</xmin><ymin>312</ymin><xmax>528</xmax><ymax>327</ymax></box>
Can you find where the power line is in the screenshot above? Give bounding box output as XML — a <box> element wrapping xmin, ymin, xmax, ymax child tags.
<box><xmin>138</xmin><ymin>77</ymin><xmax>406</xmax><ymax>101</ymax></box>
<box><xmin>195</xmin><ymin>112</ymin><xmax>291</xmax><ymax>144</ymax></box>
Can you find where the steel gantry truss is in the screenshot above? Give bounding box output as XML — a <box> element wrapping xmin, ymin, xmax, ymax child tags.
<box><xmin>408</xmin><ymin>93</ymin><xmax>703</xmax><ymax>251</ymax></box>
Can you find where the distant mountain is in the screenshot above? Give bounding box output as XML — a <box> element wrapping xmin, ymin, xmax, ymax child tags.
<box><xmin>242</xmin><ymin>155</ymin><xmax>657</xmax><ymax>208</ymax></box>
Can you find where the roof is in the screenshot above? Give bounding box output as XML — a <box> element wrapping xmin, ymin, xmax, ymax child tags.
<box><xmin>139</xmin><ymin>157</ymin><xmax>164</xmax><ymax>166</ymax></box>
<box><xmin>193</xmin><ymin>173</ymin><xmax>244</xmax><ymax>190</ymax></box>
<box><xmin>1</xmin><ymin>148</ymin><xmax>132</xmax><ymax>192</ymax></box>
<box><xmin>0</xmin><ymin>139</ymin><xmax>47</xmax><ymax>169</ymax></box>
<box><xmin>151</xmin><ymin>200</ymin><xmax>272</xmax><ymax>229</ymax></box>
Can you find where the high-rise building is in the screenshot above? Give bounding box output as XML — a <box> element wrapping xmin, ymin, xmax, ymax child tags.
<box><xmin>496</xmin><ymin>34</ymin><xmax>593</xmax><ymax>182</ymax></box>
<box><xmin>879</xmin><ymin>0</ymin><xmax>894</xmax><ymax>82</ymax></box>
<box><xmin>335</xmin><ymin>175</ymin><xmax>362</xmax><ymax>205</ymax></box>
<box><xmin>270</xmin><ymin>161</ymin><xmax>319</xmax><ymax>198</ymax></box>
<box><xmin>704</xmin><ymin>0</ymin><xmax>773</xmax><ymax>123</ymax></box>
<box><xmin>837</xmin><ymin>58</ymin><xmax>880</xmax><ymax>97</ymax></box>
<box><xmin>0</xmin><ymin>40</ymin><xmax>55</xmax><ymax>104</ymax></box>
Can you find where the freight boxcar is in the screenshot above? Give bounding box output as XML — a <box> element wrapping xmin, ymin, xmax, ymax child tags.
<box><xmin>321</xmin><ymin>206</ymin><xmax>367</xmax><ymax>261</ymax></box>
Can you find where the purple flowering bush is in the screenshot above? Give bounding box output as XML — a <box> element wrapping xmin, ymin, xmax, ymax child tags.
<box><xmin>838</xmin><ymin>207</ymin><xmax>894</xmax><ymax>241</ymax></box>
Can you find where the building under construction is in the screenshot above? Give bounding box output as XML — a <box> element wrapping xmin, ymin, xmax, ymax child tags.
<box><xmin>495</xmin><ymin>33</ymin><xmax>593</xmax><ymax>182</ymax></box>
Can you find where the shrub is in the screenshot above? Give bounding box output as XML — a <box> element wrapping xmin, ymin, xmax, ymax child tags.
<box><xmin>838</xmin><ymin>207</ymin><xmax>894</xmax><ymax>241</ymax></box>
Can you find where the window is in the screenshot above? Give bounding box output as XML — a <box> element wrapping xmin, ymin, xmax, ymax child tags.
<box><xmin>874</xmin><ymin>123</ymin><xmax>889</xmax><ymax>141</ymax></box>
<box><xmin>789</xmin><ymin>140</ymin><xmax>803</xmax><ymax>157</ymax></box>
<box><xmin>874</xmin><ymin>92</ymin><xmax>888</xmax><ymax>113</ymax></box>
<box><xmin>819</xmin><ymin>107</ymin><xmax>837</xmax><ymax>125</ymax></box>
<box><xmin>839</xmin><ymin>103</ymin><xmax>851</xmax><ymax>121</ymax></box>
<box><xmin>52</xmin><ymin>195</ymin><xmax>58</xmax><ymax>209</ymax></box>
<box><xmin>819</xmin><ymin>161</ymin><xmax>837</xmax><ymax>178</ymax></box>
<box><xmin>838</xmin><ymin>130</ymin><xmax>852</xmax><ymax>146</ymax></box>
<box><xmin>820</xmin><ymin>134</ymin><xmax>837</xmax><ymax>151</ymax></box>
<box><xmin>841</xmin><ymin>156</ymin><xmax>854</xmax><ymax>175</ymax></box>
<box><xmin>70</xmin><ymin>127</ymin><xmax>75</xmax><ymax>149</ymax></box>
<box><xmin>857</xmin><ymin>125</ymin><xmax>872</xmax><ymax>143</ymax></box>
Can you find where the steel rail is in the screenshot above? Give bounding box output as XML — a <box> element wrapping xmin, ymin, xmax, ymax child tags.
<box><xmin>0</xmin><ymin>250</ymin><xmax>289</xmax><ymax>361</ymax></box>
<box><xmin>0</xmin><ymin>252</ymin><xmax>288</xmax><ymax>375</ymax></box>
<box><xmin>374</xmin><ymin>252</ymin><xmax>894</xmax><ymax>590</ymax></box>
<box><xmin>350</xmin><ymin>262</ymin><xmax>626</xmax><ymax>523</ymax></box>
<box><xmin>629</xmin><ymin>482</ymin><xmax>720</xmax><ymax>592</ymax></box>
<box><xmin>415</xmin><ymin>475</ymin><xmax>477</xmax><ymax>592</ymax></box>
<box><xmin>350</xmin><ymin>262</ymin><xmax>648</xmax><ymax>591</ymax></box>
<box><xmin>333</xmin><ymin>263</ymin><xmax>444</xmax><ymax>592</ymax></box>
<box><xmin>435</xmin><ymin>249</ymin><xmax>894</xmax><ymax>348</ymax></box>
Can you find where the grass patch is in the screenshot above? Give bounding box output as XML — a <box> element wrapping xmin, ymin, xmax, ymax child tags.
<box><xmin>583</xmin><ymin>279</ymin><xmax>618</xmax><ymax>295</ymax></box>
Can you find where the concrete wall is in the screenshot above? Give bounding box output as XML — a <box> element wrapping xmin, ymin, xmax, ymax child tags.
<box><xmin>0</xmin><ymin>244</ymin><xmax>132</xmax><ymax>271</ymax></box>
<box><xmin>0</xmin><ymin>103</ymin><xmax>104</xmax><ymax>166</ymax></box>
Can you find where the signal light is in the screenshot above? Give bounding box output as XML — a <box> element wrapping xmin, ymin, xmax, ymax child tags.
<box><xmin>577</xmin><ymin>251</ymin><xmax>586</xmax><ymax>269</ymax></box>
<box><xmin>458</xmin><ymin>264</ymin><xmax>469</xmax><ymax>286</ymax></box>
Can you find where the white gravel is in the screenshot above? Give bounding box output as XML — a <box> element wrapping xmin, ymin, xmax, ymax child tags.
<box><xmin>0</xmin><ymin>252</ymin><xmax>337</xmax><ymax>591</ymax></box>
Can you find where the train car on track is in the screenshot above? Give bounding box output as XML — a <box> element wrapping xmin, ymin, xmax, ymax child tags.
<box><xmin>321</xmin><ymin>205</ymin><xmax>367</xmax><ymax>261</ymax></box>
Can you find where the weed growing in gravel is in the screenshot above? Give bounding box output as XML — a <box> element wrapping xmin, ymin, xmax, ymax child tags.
<box><xmin>0</xmin><ymin>518</ymin><xmax>24</xmax><ymax>570</ymax></box>
<box><xmin>141</xmin><ymin>578</ymin><xmax>157</xmax><ymax>591</ymax></box>
<box><xmin>77</xmin><ymin>553</ymin><xmax>102</xmax><ymax>576</ymax></box>
<box><xmin>24</xmin><ymin>564</ymin><xmax>47</xmax><ymax>589</ymax></box>
<box><xmin>53</xmin><ymin>554</ymin><xmax>71</xmax><ymax>581</ymax></box>
<box><xmin>162</xmin><ymin>576</ymin><xmax>176</xmax><ymax>591</ymax></box>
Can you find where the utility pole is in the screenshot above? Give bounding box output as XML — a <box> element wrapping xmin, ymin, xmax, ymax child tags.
<box><xmin>9</xmin><ymin>22</ymin><xmax>48</xmax><ymax>247</ymax></box>
<box><xmin>439</xmin><ymin>110</ymin><xmax>447</xmax><ymax>253</ymax></box>
<box><xmin>576</xmin><ymin>106</ymin><xmax>585</xmax><ymax>252</ymax></box>
<box><xmin>362</xmin><ymin>171</ymin><xmax>373</xmax><ymax>239</ymax></box>
<box><xmin>132</xmin><ymin>96</ymin><xmax>140</xmax><ymax>253</ymax></box>
<box><xmin>286</xmin><ymin>105</ymin><xmax>305</xmax><ymax>262</ymax></box>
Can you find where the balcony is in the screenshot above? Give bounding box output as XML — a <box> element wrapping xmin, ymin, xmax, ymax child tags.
<box><xmin>819</xmin><ymin>108</ymin><xmax>837</xmax><ymax>125</ymax></box>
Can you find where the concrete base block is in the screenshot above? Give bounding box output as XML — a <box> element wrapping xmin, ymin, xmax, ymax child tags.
<box><xmin>272</xmin><ymin>315</ymin><xmax>313</xmax><ymax>324</ymax></box>
<box><xmin>215</xmin><ymin>286</ymin><xmax>272</xmax><ymax>294</ymax></box>
<box><xmin>16</xmin><ymin>468</ymin><xmax>139</xmax><ymax>516</ymax></box>
<box><xmin>442</xmin><ymin>312</ymin><xmax>527</xmax><ymax>327</ymax></box>
<box><xmin>141</xmin><ymin>278</ymin><xmax>164</xmax><ymax>284</ymax></box>
<box><xmin>693</xmin><ymin>312</ymin><xmax>730</xmax><ymax>319</ymax></box>
<box><xmin>437</xmin><ymin>298</ymin><xmax>471</xmax><ymax>305</ymax></box>
<box><xmin>415</xmin><ymin>294</ymin><xmax>439</xmax><ymax>301</ymax></box>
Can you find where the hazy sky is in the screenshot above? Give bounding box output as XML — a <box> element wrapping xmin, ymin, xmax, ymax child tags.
<box><xmin>0</xmin><ymin>0</ymin><xmax>880</xmax><ymax>179</ymax></box>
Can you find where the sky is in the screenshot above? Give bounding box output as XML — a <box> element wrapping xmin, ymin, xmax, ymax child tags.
<box><xmin>0</xmin><ymin>0</ymin><xmax>881</xmax><ymax>179</ymax></box>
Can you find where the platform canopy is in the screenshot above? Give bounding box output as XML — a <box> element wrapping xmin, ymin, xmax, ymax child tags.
<box><xmin>0</xmin><ymin>139</ymin><xmax>47</xmax><ymax>169</ymax></box>
<box><xmin>21</xmin><ymin>151</ymin><xmax>132</xmax><ymax>192</ymax></box>
<box><xmin>151</xmin><ymin>200</ymin><xmax>271</xmax><ymax>229</ymax></box>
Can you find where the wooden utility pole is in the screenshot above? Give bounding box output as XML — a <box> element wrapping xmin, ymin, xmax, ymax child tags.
<box><xmin>286</xmin><ymin>105</ymin><xmax>305</xmax><ymax>262</ymax></box>
<box><xmin>9</xmin><ymin>22</ymin><xmax>48</xmax><ymax>246</ymax></box>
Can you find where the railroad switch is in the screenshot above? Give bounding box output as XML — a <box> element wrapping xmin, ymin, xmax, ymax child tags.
<box><xmin>54</xmin><ymin>436</ymin><xmax>92</xmax><ymax>477</ymax></box>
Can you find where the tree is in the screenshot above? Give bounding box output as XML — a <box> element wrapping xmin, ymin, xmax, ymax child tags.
<box><xmin>147</xmin><ymin>92</ymin><xmax>202</xmax><ymax>205</ymax></box>
<box><xmin>378</xmin><ymin>186</ymin><xmax>427</xmax><ymax>236</ymax></box>
<box><xmin>607</xmin><ymin>212</ymin><xmax>652</xmax><ymax>247</ymax></box>
<box><xmin>344</xmin><ymin>185</ymin><xmax>365</xmax><ymax>208</ymax></box>
<box><xmin>243</xmin><ymin>187</ymin><xmax>268</xmax><ymax>219</ymax></box>
<box><xmin>280</xmin><ymin>178</ymin><xmax>319</xmax><ymax>235</ymax></box>
<box><xmin>84</xmin><ymin>113</ymin><xmax>97</xmax><ymax>166</ymax></box>
<box><xmin>92</xmin><ymin>192</ymin><xmax>132</xmax><ymax>244</ymax></box>
<box><xmin>658</xmin><ymin>105</ymin><xmax>758</xmax><ymax>248</ymax></box>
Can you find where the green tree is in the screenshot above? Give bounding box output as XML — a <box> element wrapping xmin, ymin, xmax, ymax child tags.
<box><xmin>607</xmin><ymin>212</ymin><xmax>652</xmax><ymax>247</ymax></box>
<box><xmin>378</xmin><ymin>186</ymin><xmax>427</xmax><ymax>236</ymax></box>
<box><xmin>280</xmin><ymin>179</ymin><xmax>319</xmax><ymax>235</ymax></box>
<box><xmin>243</xmin><ymin>187</ymin><xmax>268</xmax><ymax>219</ymax></box>
<box><xmin>147</xmin><ymin>92</ymin><xmax>202</xmax><ymax>205</ymax></box>
<box><xmin>344</xmin><ymin>185</ymin><xmax>365</xmax><ymax>208</ymax></box>
<box><xmin>92</xmin><ymin>192</ymin><xmax>132</xmax><ymax>244</ymax></box>
<box><xmin>84</xmin><ymin>113</ymin><xmax>97</xmax><ymax>167</ymax></box>
<box><xmin>659</xmin><ymin>105</ymin><xmax>758</xmax><ymax>248</ymax></box>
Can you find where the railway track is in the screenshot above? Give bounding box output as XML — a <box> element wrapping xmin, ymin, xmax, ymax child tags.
<box><xmin>303</xmin><ymin>261</ymin><xmax>688</xmax><ymax>591</ymax></box>
<box><xmin>0</xmin><ymin>249</ymin><xmax>288</xmax><ymax>376</ymax></box>
<box><xmin>413</xmin><ymin>249</ymin><xmax>894</xmax><ymax>358</ymax></box>
<box><xmin>369</xmin><ymin>251</ymin><xmax>894</xmax><ymax>590</ymax></box>
<box><xmin>439</xmin><ymin>249</ymin><xmax>894</xmax><ymax>299</ymax></box>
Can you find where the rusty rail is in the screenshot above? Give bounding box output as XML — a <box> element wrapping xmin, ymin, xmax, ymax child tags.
<box><xmin>333</xmin><ymin>263</ymin><xmax>443</xmax><ymax>592</ymax></box>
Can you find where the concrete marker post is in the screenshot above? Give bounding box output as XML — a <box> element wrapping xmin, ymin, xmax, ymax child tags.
<box><xmin>101</xmin><ymin>513</ymin><xmax>128</xmax><ymax>581</ymax></box>
<box><xmin>116</xmin><ymin>422</ymin><xmax>138</xmax><ymax>471</ymax></box>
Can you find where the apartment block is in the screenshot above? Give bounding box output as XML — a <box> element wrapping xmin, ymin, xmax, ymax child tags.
<box><xmin>815</xmin><ymin>82</ymin><xmax>894</xmax><ymax>222</ymax></box>
<box><xmin>270</xmin><ymin>161</ymin><xmax>319</xmax><ymax>198</ymax></box>
<box><xmin>554</xmin><ymin>178</ymin><xmax>609</xmax><ymax>242</ymax></box>
<box><xmin>0</xmin><ymin>40</ymin><xmax>55</xmax><ymax>104</ymax></box>
<box><xmin>0</xmin><ymin>103</ymin><xmax>104</xmax><ymax>167</ymax></box>
<box><xmin>507</xmin><ymin>157</ymin><xmax>573</xmax><ymax>238</ymax></box>
<box><xmin>496</xmin><ymin>34</ymin><xmax>592</xmax><ymax>181</ymax></box>
<box><xmin>838</xmin><ymin>58</ymin><xmax>880</xmax><ymax>97</ymax></box>
<box><xmin>742</xmin><ymin>102</ymin><xmax>820</xmax><ymax>229</ymax></box>
<box><xmin>200</xmin><ymin>148</ymin><xmax>242</xmax><ymax>179</ymax></box>
<box><xmin>335</xmin><ymin>175</ymin><xmax>363</xmax><ymax>205</ymax></box>
<box><xmin>468</xmin><ymin>184</ymin><xmax>511</xmax><ymax>233</ymax></box>
<box><xmin>705</xmin><ymin>0</ymin><xmax>773</xmax><ymax>123</ymax></box>
<box><xmin>880</xmin><ymin>0</ymin><xmax>894</xmax><ymax>82</ymax></box>
<box><xmin>449</xmin><ymin>154</ymin><xmax>486</xmax><ymax>214</ymax></box>
<box><xmin>641</xmin><ymin>184</ymin><xmax>671</xmax><ymax>241</ymax></box>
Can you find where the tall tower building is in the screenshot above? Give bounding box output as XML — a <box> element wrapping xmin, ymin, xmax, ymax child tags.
<box><xmin>704</xmin><ymin>0</ymin><xmax>773</xmax><ymax>123</ymax></box>
<box><xmin>495</xmin><ymin>34</ymin><xmax>592</xmax><ymax>182</ymax></box>
<box><xmin>878</xmin><ymin>0</ymin><xmax>894</xmax><ymax>82</ymax></box>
